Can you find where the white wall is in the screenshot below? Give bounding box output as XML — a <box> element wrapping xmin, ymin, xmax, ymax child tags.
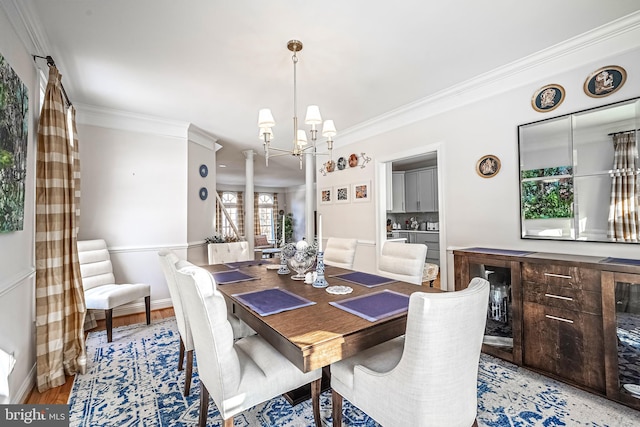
<box><xmin>0</xmin><ymin>5</ymin><xmax>38</xmax><ymax>404</ymax></box>
<box><xmin>318</xmin><ymin>39</ymin><xmax>640</xmax><ymax>290</ymax></box>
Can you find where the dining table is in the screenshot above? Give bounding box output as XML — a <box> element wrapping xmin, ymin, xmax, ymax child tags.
<box><xmin>200</xmin><ymin>261</ymin><xmax>440</xmax><ymax>384</ymax></box>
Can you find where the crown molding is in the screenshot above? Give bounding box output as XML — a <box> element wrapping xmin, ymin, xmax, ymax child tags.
<box><xmin>75</xmin><ymin>102</ymin><xmax>194</xmax><ymax>139</ymax></box>
<box><xmin>188</xmin><ymin>124</ymin><xmax>222</xmax><ymax>151</ymax></box>
<box><xmin>336</xmin><ymin>11</ymin><xmax>640</xmax><ymax>148</ymax></box>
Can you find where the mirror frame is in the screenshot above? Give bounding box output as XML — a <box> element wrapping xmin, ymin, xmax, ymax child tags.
<box><xmin>518</xmin><ymin>96</ymin><xmax>640</xmax><ymax>243</ymax></box>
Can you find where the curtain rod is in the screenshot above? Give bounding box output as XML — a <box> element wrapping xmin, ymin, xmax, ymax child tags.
<box><xmin>608</xmin><ymin>129</ymin><xmax>639</xmax><ymax>136</ymax></box>
<box><xmin>32</xmin><ymin>55</ymin><xmax>73</xmax><ymax>107</ymax></box>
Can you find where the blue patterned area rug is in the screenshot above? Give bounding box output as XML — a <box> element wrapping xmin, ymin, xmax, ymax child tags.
<box><xmin>69</xmin><ymin>318</ymin><xmax>640</xmax><ymax>426</ymax></box>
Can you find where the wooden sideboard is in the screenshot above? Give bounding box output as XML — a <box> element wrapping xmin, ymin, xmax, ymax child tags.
<box><xmin>453</xmin><ymin>247</ymin><xmax>640</xmax><ymax>411</ymax></box>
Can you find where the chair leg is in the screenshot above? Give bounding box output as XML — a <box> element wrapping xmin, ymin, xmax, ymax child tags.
<box><xmin>311</xmin><ymin>378</ymin><xmax>321</xmax><ymax>427</ymax></box>
<box><xmin>223</xmin><ymin>418</ymin><xmax>233</xmax><ymax>427</ymax></box>
<box><xmin>184</xmin><ymin>350</ymin><xmax>193</xmax><ymax>397</ymax></box>
<box><xmin>178</xmin><ymin>337</ymin><xmax>185</xmax><ymax>371</ymax></box>
<box><xmin>105</xmin><ymin>309</ymin><xmax>113</xmax><ymax>343</ymax></box>
<box><xmin>331</xmin><ymin>389</ymin><xmax>343</xmax><ymax>427</ymax></box>
<box><xmin>472</xmin><ymin>418</ymin><xmax>479</xmax><ymax>427</ymax></box>
<box><xmin>199</xmin><ymin>382</ymin><xmax>209</xmax><ymax>427</ymax></box>
<box><xmin>145</xmin><ymin>296</ymin><xmax>151</xmax><ymax>325</ymax></box>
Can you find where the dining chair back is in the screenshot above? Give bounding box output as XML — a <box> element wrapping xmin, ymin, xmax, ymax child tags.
<box><xmin>77</xmin><ymin>239</ymin><xmax>151</xmax><ymax>342</ymax></box>
<box><xmin>207</xmin><ymin>241</ymin><xmax>252</xmax><ymax>265</ymax></box>
<box><xmin>330</xmin><ymin>277</ymin><xmax>490</xmax><ymax>427</ymax></box>
<box><xmin>174</xmin><ymin>263</ymin><xmax>322</xmax><ymax>427</ymax></box>
<box><xmin>378</xmin><ymin>241</ymin><xmax>428</xmax><ymax>285</ymax></box>
<box><xmin>323</xmin><ymin>237</ymin><xmax>358</xmax><ymax>269</ymax></box>
<box><xmin>158</xmin><ymin>249</ymin><xmax>194</xmax><ymax>396</ymax></box>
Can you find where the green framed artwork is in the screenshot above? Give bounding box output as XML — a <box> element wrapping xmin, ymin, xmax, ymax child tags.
<box><xmin>0</xmin><ymin>52</ymin><xmax>29</xmax><ymax>232</ymax></box>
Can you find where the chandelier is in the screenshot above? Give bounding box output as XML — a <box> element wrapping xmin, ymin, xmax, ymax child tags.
<box><xmin>258</xmin><ymin>40</ymin><xmax>337</xmax><ymax>169</ymax></box>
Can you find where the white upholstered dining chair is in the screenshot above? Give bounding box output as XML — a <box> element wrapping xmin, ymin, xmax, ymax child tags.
<box><xmin>77</xmin><ymin>239</ymin><xmax>151</xmax><ymax>342</ymax></box>
<box><xmin>330</xmin><ymin>277</ymin><xmax>490</xmax><ymax>427</ymax></box>
<box><xmin>378</xmin><ymin>241</ymin><xmax>428</xmax><ymax>285</ymax></box>
<box><xmin>158</xmin><ymin>250</ymin><xmax>195</xmax><ymax>396</ymax></box>
<box><xmin>207</xmin><ymin>241</ymin><xmax>252</xmax><ymax>265</ymax></box>
<box><xmin>174</xmin><ymin>263</ymin><xmax>322</xmax><ymax>427</ymax></box>
<box><xmin>323</xmin><ymin>237</ymin><xmax>358</xmax><ymax>269</ymax></box>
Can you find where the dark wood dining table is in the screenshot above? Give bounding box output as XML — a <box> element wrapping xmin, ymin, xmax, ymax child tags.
<box><xmin>200</xmin><ymin>262</ymin><xmax>440</xmax><ymax>373</ymax></box>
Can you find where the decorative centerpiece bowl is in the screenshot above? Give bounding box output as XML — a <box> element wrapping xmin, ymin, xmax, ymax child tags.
<box><xmin>282</xmin><ymin>239</ymin><xmax>317</xmax><ymax>281</ymax></box>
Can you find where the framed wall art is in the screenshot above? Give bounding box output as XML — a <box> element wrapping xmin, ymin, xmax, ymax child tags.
<box><xmin>476</xmin><ymin>155</ymin><xmax>501</xmax><ymax>178</ymax></box>
<box><xmin>0</xmin><ymin>52</ymin><xmax>29</xmax><ymax>232</ymax></box>
<box><xmin>335</xmin><ymin>185</ymin><xmax>350</xmax><ymax>203</ymax></box>
<box><xmin>584</xmin><ymin>65</ymin><xmax>626</xmax><ymax>98</ymax></box>
<box><xmin>531</xmin><ymin>84</ymin><xmax>565</xmax><ymax>113</ymax></box>
<box><xmin>320</xmin><ymin>187</ymin><xmax>333</xmax><ymax>204</ymax></box>
<box><xmin>352</xmin><ymin>181</ymin><xmax>371</xmax><ymax>203</ymax></box>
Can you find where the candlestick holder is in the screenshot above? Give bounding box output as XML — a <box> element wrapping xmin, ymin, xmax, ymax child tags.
<box><xmin>313</xmin><ymin>251</ymin><xmax>329</xmax><ymax>288</ymax></box>
<box><xmin>277</xmin><ymin>244</ymin><xmax>290</xmax><ymax>275</ymax></box>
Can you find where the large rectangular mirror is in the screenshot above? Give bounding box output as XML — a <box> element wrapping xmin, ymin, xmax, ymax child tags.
<box><xmin>518</xmin><ymin>97</ymin><xmax>639</xmax><ymax>243</ymax></box>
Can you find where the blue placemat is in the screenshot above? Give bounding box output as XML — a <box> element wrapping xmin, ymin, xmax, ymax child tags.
<box><xmin>601</xmin><ymin>257</ymin><xmax>640</xmax><ymax>266</ymax></box>
<box><xmin>464</xmin><ymin>247</ymin><xmax>534</xmax><ymax>257</ymax></box>
<box><xmin>232</xmin><ymin>287</ymin><xmax>315</xmax><ymax>316</ymax></box>
<box><xmin>212</xmin><ymin>270</ymin><xmax>258</xmax><ymax>285</ymax></box>
<box><xmin>223</xmin><ymin>259</ymin><xmax>273</xmax><ymax>269</ymax></box>
<box><xmin>330</xmin><ymin>290</ymin><xmax>409</xmax><ymax>322</ymax></box>
<box><xmin>332</xmin><ymin>271</ymin><xmax>397</xmax><ymax>288</ymax></box>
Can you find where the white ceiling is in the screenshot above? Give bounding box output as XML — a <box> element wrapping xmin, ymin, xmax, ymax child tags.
<box><xmin>16</xmin><ymin>0</ymin><xmax>640</xmax><ymax>187</ymax></box>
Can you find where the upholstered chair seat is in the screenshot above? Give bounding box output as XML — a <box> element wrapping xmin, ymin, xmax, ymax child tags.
<box><xmin>378</xmin><ymin>241</ymin><xmax>428</xmax><ymax>285</ymax></box>
<box><xmin>323</xmin><ymin>237</ymin><xmax>358</xmax><ymax>269</ymax></box>
<box><xmin>77</xmin><ymin>239</ymin><xmax>151</xmax><ymax>342</ymax></box>
<box><xmin>331</xmin><ymin>277</ymin><xmax>490</xmax><ymax>427</ymax></box>
<box><xmin>174</xmin><ymin>263</ymin><xmax>322</xmax><ymax>427</ymax></box>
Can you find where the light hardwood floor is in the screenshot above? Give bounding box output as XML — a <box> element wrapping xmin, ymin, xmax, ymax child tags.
<box><xmin>25</xmin><ymin>274</ymin><xmax>441</xmax><ymax>405</ymax></box>
<box><xmin>25</xmin><ymin>307</ymin><xmax>176</xmax><ymax>405</ymax></box>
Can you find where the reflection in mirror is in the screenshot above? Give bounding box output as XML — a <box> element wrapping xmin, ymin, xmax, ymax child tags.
<box><xmin>615</xmin><ymin>280</ymin><xmax>640</xmax><ymax>399</ymax></box>
<box><xmin>519</xmin><ymin>97</ymin><xmax>640</xmax><ymax>243</ymax></box>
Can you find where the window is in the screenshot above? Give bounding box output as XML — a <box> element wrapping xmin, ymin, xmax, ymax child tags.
<box><xmin>220</xmin><ymin>191</ymin><xmax>239</xmax><ymax>238</ymax></box>
<box><xmin>258</xmin><ymin>193</ymin><xmax>275</xmax><ymax>241</ymax></box>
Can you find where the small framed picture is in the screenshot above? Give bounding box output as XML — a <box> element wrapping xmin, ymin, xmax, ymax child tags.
<box><xmin>335</xmin><ymin>185</ymin><xmax>350</xmax><ymax>203</ymax></box>
<box><xmin>352</xmin><ymin>181</ymin><xmax>371</xmax><ymax>202</ymax></box>
<box><xmin>320</xmin><ymin>187</ymin><xmax>333</xmax><ymax>204</ymax></box>
<box><xmin>531</xmin><ymin>84</ymin><xmax>565</xmax><ymax>113</ymax></box>
<box><xmin>584</xmin><ymin>65</ymin><xmax>626</xmax><ymax>98</ymax></box>
<box><xmin>476</xmin><ymin>155</ymin><xmax>501</xmax><ymax>178</ymax></box>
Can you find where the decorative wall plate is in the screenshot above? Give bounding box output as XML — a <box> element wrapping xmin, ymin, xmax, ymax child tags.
<box><xmin>348</xmin><ymin>153</ymin><xmax>358</xmax><ymax>167</ymax></box>
<box><xmin>531</xmin><ymin>84</ymin><xmax>565</xmax><ymax>112</ymax></box>
<box><xmin>337</xmin><ymin>156</ymin><xmax>347</xmax><ymax>170</ymax></box>
<box><xmin>199</xmin><ymin>187</ymin><xmax>208</xmax><ymax>200</ymax></box>
<box><xmin>199</xmin><ymin>164</ymin><xmax>208</xmax><ymax>177</ymax></box>
<box><xmin>584</xmin><ymin>65</ymin><xmax>626</xmax><ymax>98</ymax></box>
<box><xmin>476</xmin><ymin>155</ymin><xmax>501</xmax><ymax>178</ymax></box>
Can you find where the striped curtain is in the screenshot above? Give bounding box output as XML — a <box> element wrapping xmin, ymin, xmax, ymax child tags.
<box><xmin>253</xmin><ymin>193</ymin><xmax>261</xmax><ymax>234</ymax></box>
<box><xmin>608</xmin><ymin>132</ymin><xmax>639</xmax><ymax>242</ymax></box>
<box><xmin>35</xmin><ymin>67</ymin><xmax>87</xmax><ymax>392</ymax></box>
<box><xmin>273</xmin><ymin>193</ymin><xmax>279</xmax><ymax>241</ymax></box>
<box><xmin>236</xmin><ymin>191</ymin><xmax>244</xmax><ymax>237</ymax></box>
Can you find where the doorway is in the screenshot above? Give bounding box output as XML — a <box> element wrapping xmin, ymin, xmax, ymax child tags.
<box><xmin>375</xmin><ymin>142</ymin><xmax>447</xmax><ymax>289</ymax></box>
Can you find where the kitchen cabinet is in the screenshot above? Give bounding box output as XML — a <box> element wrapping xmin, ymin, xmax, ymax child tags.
<box><xmin>453</xmin><ymin>247</ymin><xmax>640</xmax><ymax>411</ymax></box>
<box><xmin>405</xmin><ymin>167</ymin><xmax>437</xmax><ymax>212</ymax></box>
<box><xmin>390</xmin><ymin>171</ymin><xmax>405</xmax><ymax>212</ymax></box>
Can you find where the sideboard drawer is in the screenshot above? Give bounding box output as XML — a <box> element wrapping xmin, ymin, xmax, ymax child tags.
<box><xmin>523</xmin><ymin>301</ymin><xmax>605</xmax><ymax>392</ymax></box>
<box><xmin>523</xmin><ymin>282</ymin><xmax>602</xmax><ymax>315</ymax></box>
<box><xmin>521</xmin><ymin>263</ymin><xmax>601</xmax><ymax>292</ymax></box>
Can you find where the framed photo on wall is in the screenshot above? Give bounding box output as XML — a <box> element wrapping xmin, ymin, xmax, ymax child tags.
<box><xmin>352</xmin><ymin>181</ymin><xmax>371</xmax><ymax>203</ymax></box>
<box><xmin>320</xmin><ymin>187</ymin><xmax>333</xmax><ymax>204</ymax></box>
<box><xmin>476</xmin><ymin>155</ymin><xmax>501</xmax><ymax>178</ymax></box>
<box><xmin>335</xmin><ymin>185</ymin><xmax>350</xmax><ymax>203</ymax></box>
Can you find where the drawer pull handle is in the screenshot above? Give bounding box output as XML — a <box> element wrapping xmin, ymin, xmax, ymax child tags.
<box><xmin>543</xmin><ymin>273</ymin><xmax>572</xmax><ymax>279</ymax></box>
<box><xmin>545</xmin><ymin>314</ymin><xmax>574</xmax><ymax>324</ymax></box>
<box><xmin>544</xmin><ymin>293</ymin><xmax>573</xmax><ymax>301</ymax></box>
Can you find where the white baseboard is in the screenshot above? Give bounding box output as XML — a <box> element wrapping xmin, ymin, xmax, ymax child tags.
<box><xmin>16</xmin><ymin>363</ymin><xmax>36</xmax><ymax>404</ymax></box>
